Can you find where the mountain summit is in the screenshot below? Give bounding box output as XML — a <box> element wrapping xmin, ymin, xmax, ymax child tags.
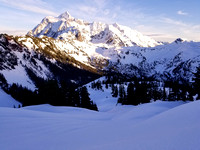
<box><xmin>58</xmin><ymin>11</ymin><xmax>74</xmax><ymax>20</ymax></box>
<box><xmin>27</xmin><ymin>11</ymin><xmax>159</xmax><ymax>47</ymax></box>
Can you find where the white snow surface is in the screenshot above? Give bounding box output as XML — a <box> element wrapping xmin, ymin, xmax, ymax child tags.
<box><xmin>0</xmin><ymin>83</ymin><xmax>200</xmax><ymax>150</ymax></box>
<box><xmin>0</xmin><ymin>89</ymin><xmax>21</xmax><ymax>107</ymax></box>
<box><xmin>0</xmin><ymin>65</ymin><xmax>35</xmax><ymax>91</ymax></box>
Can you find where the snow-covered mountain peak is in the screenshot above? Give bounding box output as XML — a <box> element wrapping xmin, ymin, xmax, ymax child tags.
<box><xmin>112</xmin><ymin>22</ymin><xmax>120</xmax><ymax>27</ymax></box>
<box><xmin>174</xmin><ymin>38</ymin><xmax>187</xmax><ymax>44</ymax></box>
<box><xmin>58</xmin><ymin>11</ymin><xmax>74</xmax><ymax>20</ymax></box>
<box><xmin>28</xmin><ymin>11</ymin><xmax>160</xmax><ymax>47</ymax></box>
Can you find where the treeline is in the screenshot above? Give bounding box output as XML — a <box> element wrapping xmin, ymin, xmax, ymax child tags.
<box><xmin>117</xmin><ymin>80</ymin><xmax>193</xmax><ymax>106</ymax></box>
<box><xmin>0</xmin><ymin>73</ymin><xmax>98</xmax><ymax>111</ymax></box>
<box><xmin>91</xmin><ymin>66</ymin><xmax>200</xmax><ymax>106</ymax></box>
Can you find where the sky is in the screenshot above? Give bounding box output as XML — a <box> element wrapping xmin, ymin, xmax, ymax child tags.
<box><xmin>0</xmin><ymin>0</ymin><xmax>200</xmax><ymax>42</ymax></box>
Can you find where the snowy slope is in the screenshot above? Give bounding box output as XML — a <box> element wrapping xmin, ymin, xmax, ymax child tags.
<box><xmin>0</xmin><ymin>99</ymin><xmax>199</xmax><ymax>150</ymax></box>
<box><xmin>0</xmin><ymin>35</ymin><xmax>51</xmax><ymax>90</ymax></box>
<box><xmin>0</xmin><ymin>89</ymin><xmax>21</xmax><ymax>107</ymax></box>
<box><xmin>1</xmin><ymin>65</ymin><xmax>36</xmax><ymax>90</ymax></box>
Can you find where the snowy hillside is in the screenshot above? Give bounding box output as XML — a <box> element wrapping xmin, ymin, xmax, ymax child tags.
<box><xmin>0</xmin><ymin>88</ymin><xmax>200</xmax><ymax>150</ymax></box>
<box><xmin>0</xmin><ymin>34</ymin><xmax>100</xmax><ymax>89</ymax></box>
<box><xmin>0</xmin><ymin>89</ymin><xmax>21</xmax><ymax>107</ymax></box>
<box><xmin>28</xmin><ymin>12</ymin><xmax>159</xmax><ymax>47</ymax></box>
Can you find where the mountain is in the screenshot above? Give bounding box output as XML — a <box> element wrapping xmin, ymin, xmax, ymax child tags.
<box><xmin>1</xmin><ymin>11</ymin><xmax>200</xmax><ymax>91</ymax></box>
<box><xmin>105</xmin><ymin>39</ymin><xmax>200</xmax><ymax>81</ymax></box>
<box><xmin>27</xmin><ymin>12</ymin><xmax>200</xmax><ymax>81</ymax></box>
<box><xmin>28</xmin><ymin>11</ymin><xmax>159</xmax><ymax>47</ymax></box>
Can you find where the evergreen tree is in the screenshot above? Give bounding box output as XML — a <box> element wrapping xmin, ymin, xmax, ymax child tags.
<box><xmin>79</xmin><ymin>86</ymin><xmax>98</xmax><ymax>111</ymax></box>
<box><xmin>187</xmin><ymin>90</ymin><xmax>194</xmax><ymax>101</ymax></box>
<box><xmin>65</xmin><ymin>87</ymin><xmax>76</xmax><ymax>106</ymax></box>
<box><xmin>125</xmin><ymin>82</ymin><xmax>135</xmax><ymax>105</ymax></box>
<box><xmin>179</xmin><ymin>85</ymin><xmax>187</xmax><ymax>101</ymax></box>
<box><xmin>91</xmin><ymin>81</ymin><xmax>103</xmax><ymax>91</ymax></box>
<box><xmin>80</xmin><ymin>86</ymin><xmax>91</xmax><ymax>108</ymax></box>
<box><xmin>9</xmin><ymin>83</ymin><xmax>38</xmax><ymax>106</ymax></box>
<box><xmin>112</xmin><ymin>85</ymin><xmax>118</xmax><ymax>97</ymax></box>
<box><xmin>149</xmin><ymin>82</ymin><xmax>162</xmax><ymax>101</ymax></box>
<box><xmin>168</xmin><ymin>87</ymin><xmax>175</xmax><ymax>101</ymax></box>
<box><xmin>0</xmin><ymin>73</ymin><xmax>8</xmax><ymax>92</ymax></box>
<box><xmin>96</xmin><ymin>80</ymin><xmax>103</xmax><ymax>90</ymax></box>
<box><xmin>162</xmin><ymin>86</ymin><xmax>167</xmax><ymax>101</ymax></box>
<box><xmin>37</xmin><ymin>80</ymin><xmax>65</xmax><ymax>106</ymax></box>
<box><xmin>111</xmin><ymin>84</ymin><xmax>115</xmax><ymax>96</ymax></box>
<box><xmin>118</xmin><ymin>84</ymin><xmax>126</xmax><ymax>104</ymax></box>
<box><xmin>193</xmin><ymin>66</ymin><xmax>200</xmax><ymax>99</ymax></box>
<box><xmin>135</xmin><ymin>81</ymin><xmax>150</xmax><ymax>104</ymax></box>
<box><xmin>73</xmin><ymin>89</ymin><xmax>81</xmax><ymax>107</ymax></box>
<box><xmin>105</xmin><ymin>83</ymin><xmax>108</xmax><ymax>89</ymax></box>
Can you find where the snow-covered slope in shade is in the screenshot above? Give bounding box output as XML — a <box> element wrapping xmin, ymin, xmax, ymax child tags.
<box><xmin>0</xmin><ymin>99</ymin><xmax>199</xmax><ymax>150</ymax></box>
<box><xmin>28</xmin><ymin>11</ymin><xmax>159</xmax><ymax>47</ymax></box>
<box><xmin>87</xmin><ymin>78</ymin><xmax>118</xmax><ymax>112</ymax></box>
<box><xmin>0</xmin><ymin>89</ymin><xmax>21</xmax><ymax>107</ymax></box>
<box><xmin>1</xmin><ymin>65</ymin><xmax>36</xmax><ymax>90</ymax></box>
<box><xmin>0</xmin><ymin>35</ymin><xmax>53</xmax><ymax>90</ymax></box>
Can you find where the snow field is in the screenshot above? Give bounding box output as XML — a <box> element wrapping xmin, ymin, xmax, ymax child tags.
<box><xmin>0</xmin><ymin>86</ymin><xmax>200</xmax><ymax>150</ymax></box>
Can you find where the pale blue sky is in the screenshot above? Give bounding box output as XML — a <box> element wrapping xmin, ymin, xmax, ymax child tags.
<box><xmin>0</xmin><ymin>0</ymin><xmax>199</xmax><ymax>42</ymax></box>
